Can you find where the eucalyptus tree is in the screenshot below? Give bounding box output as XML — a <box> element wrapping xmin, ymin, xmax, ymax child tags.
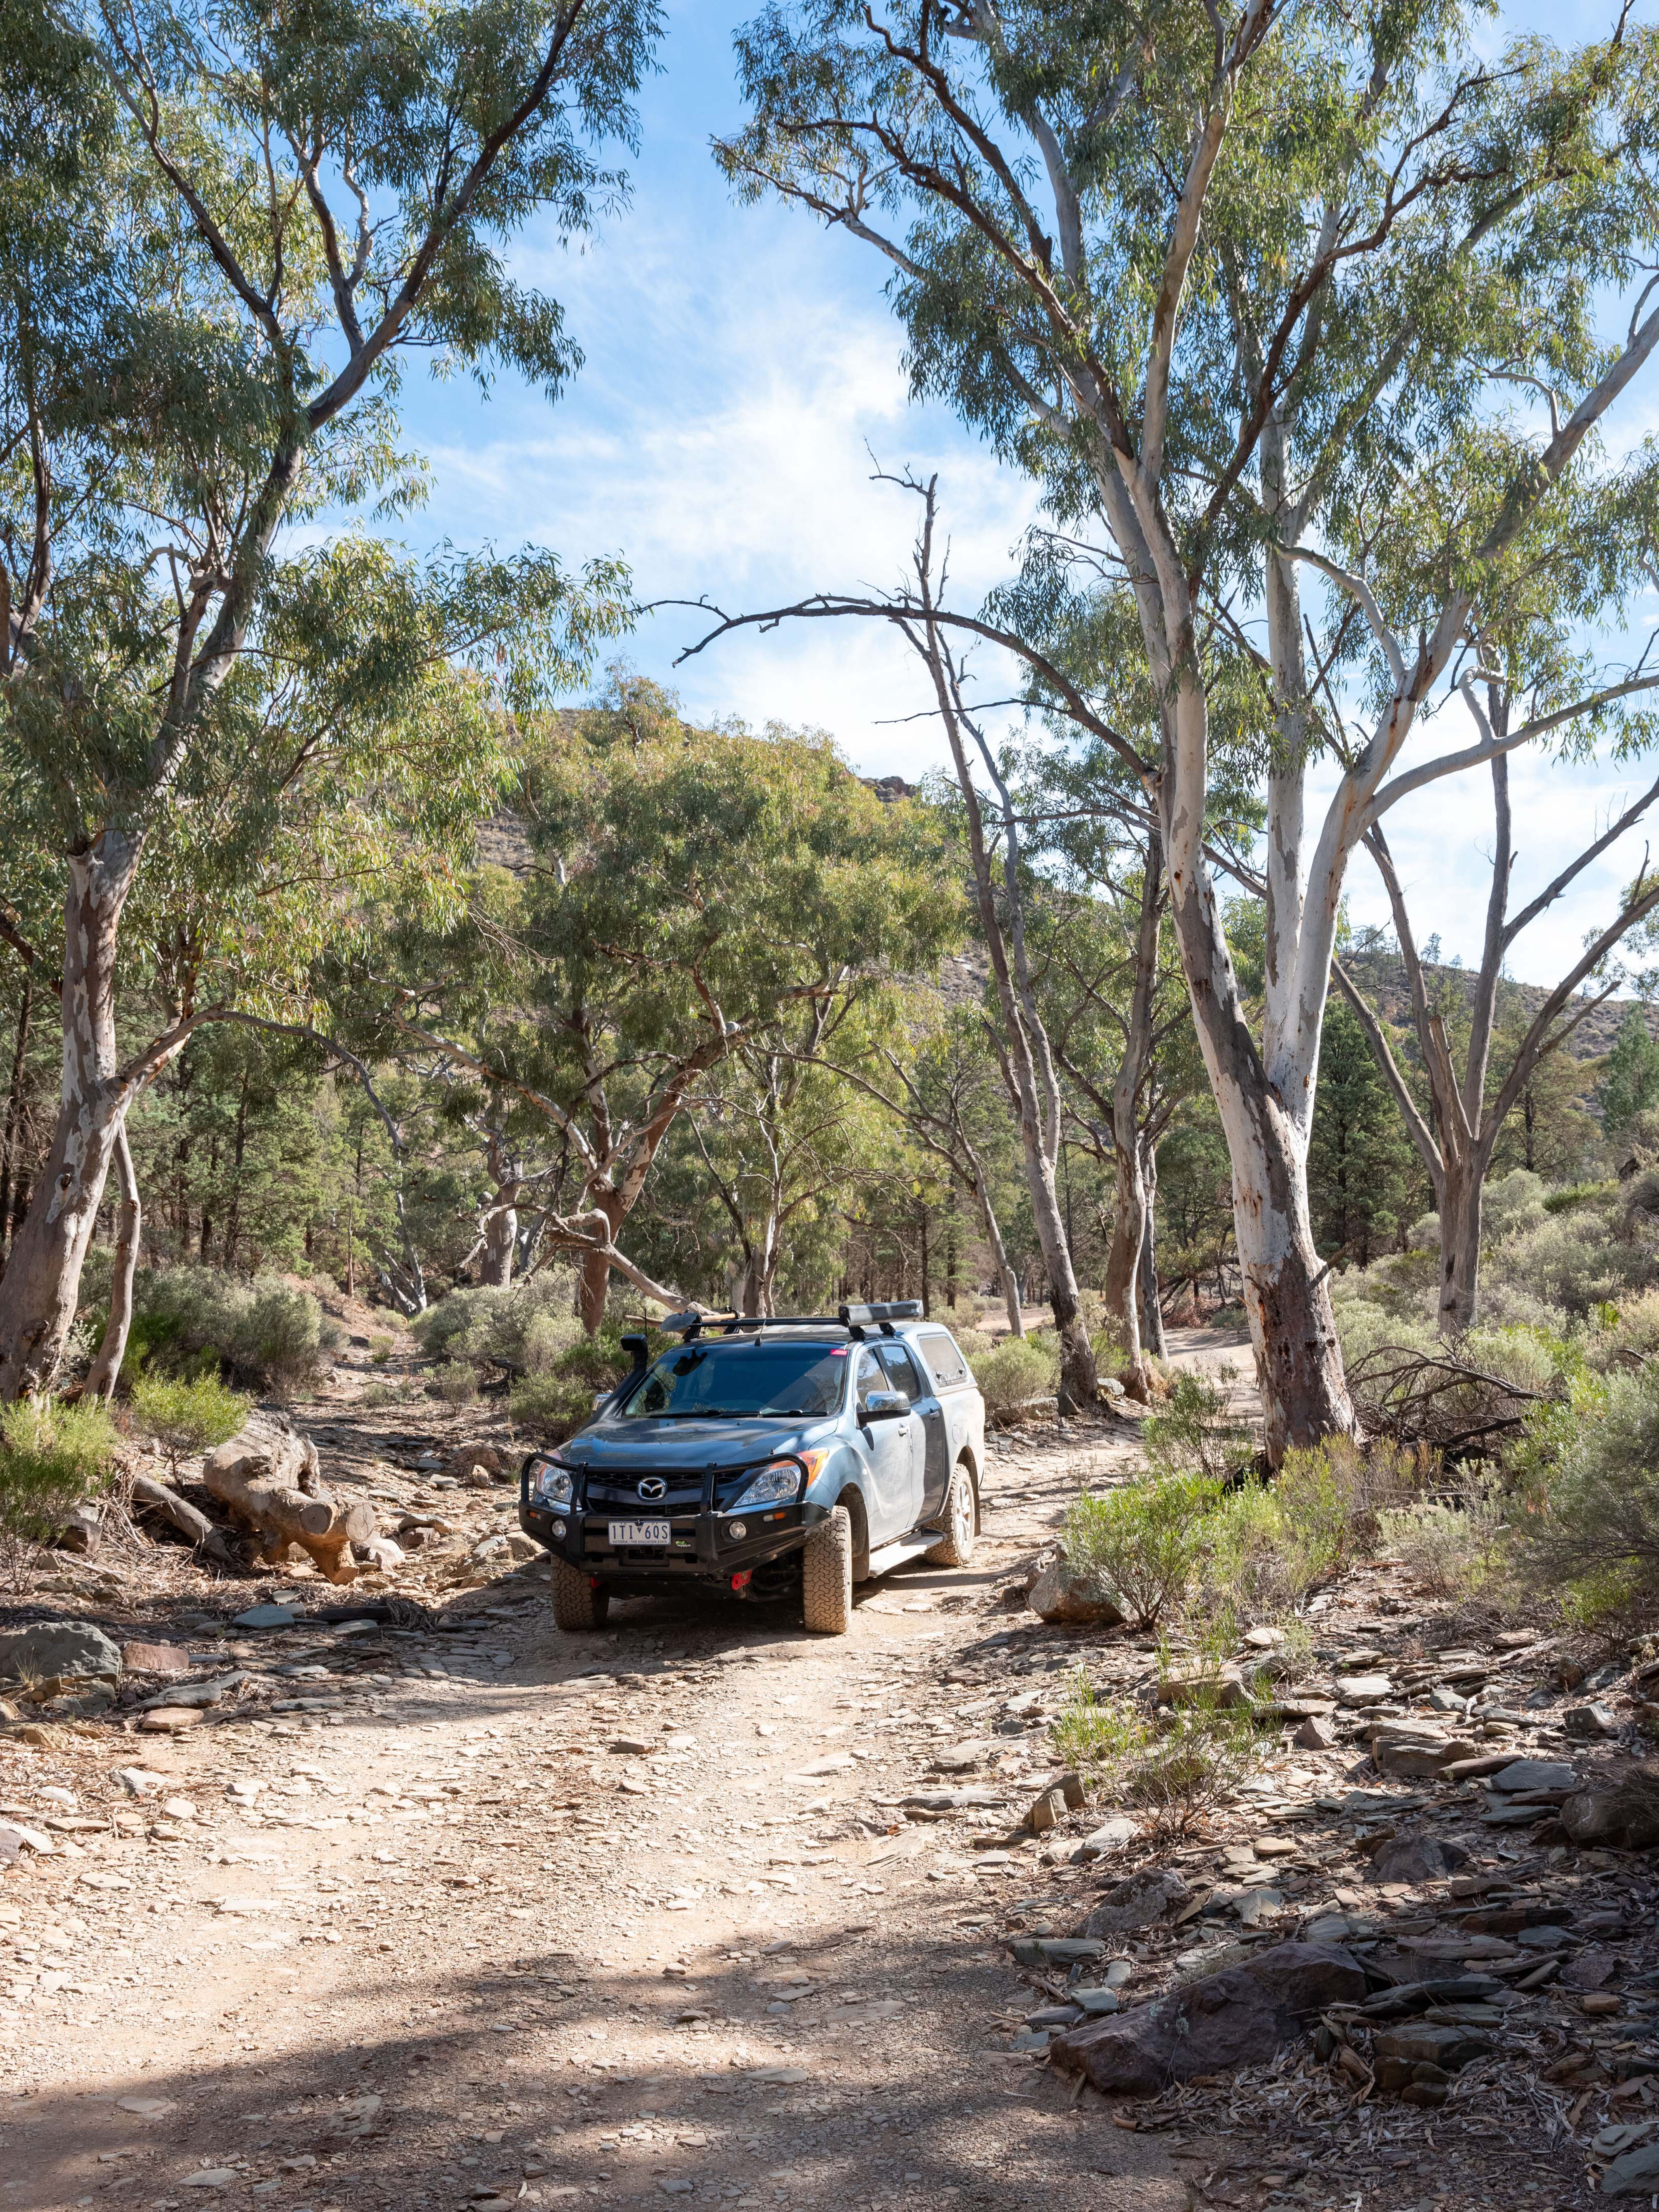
<box><xmin>0</xmin><ymin>0</ymin><xmax>655</xmax><ymax>1393</ymax></box>
<box><xmin>378</xmin><ymin>682</ymin><xmax>962</xmax><ymax>1331</ymax></box>
<box><xmin>718</xmin><ymin>0</ymin><xmax>1659</xmax><ymax>1455</ymax></box>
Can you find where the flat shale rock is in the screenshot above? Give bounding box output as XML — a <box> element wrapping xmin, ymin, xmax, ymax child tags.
<box><xmin>1083</xmin><ymin>1867</ymin><xmax>1190</xmax><ymax>1936</ymax></box>
<box><xmin>1050</xmin><ymin>1940</ymin><xmax>1365</xmax><ymax>2096</ymax></box>
<box><xmin>1366</xmin><ymin>1831</ymin><xmax>1470</xmax><ymax>1886</ymax></box>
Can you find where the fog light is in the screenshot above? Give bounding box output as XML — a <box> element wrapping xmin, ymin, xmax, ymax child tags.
<box><xmin>551</xmin><ymin>1519</ymin><xmax>567</xmax><ymax>1538</ymax></box>
<box><xmin>729</xmin><ymin>1521</ymin><xmax>748</xmax><ymax>1541</ymax></box>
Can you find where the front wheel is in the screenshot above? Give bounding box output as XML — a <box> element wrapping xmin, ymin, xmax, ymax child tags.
<box><xmin>551</xmin><ymin>1557</ymin><xmax>610</xmax><ymax>1630</ymax></box>
<box><xmin>924</xmin><ymin>1462</ymin><xmax>977</xmax><ymax>1568</ymax></box>
<box><xmin>802</xmin><ymin>1506</ymin><xmax>853</xmax><ymax>1635</ymax></box>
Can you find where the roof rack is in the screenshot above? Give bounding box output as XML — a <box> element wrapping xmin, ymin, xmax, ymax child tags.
<box><xmin>657</xmin><ymin>1300</ymin><xmax>924</xmax><ymax>1342</ymax></box>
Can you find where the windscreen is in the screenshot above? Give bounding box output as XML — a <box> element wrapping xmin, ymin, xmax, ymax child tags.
<box><xmin>618</xmin><ymin>1340</ymin><xmax>850</xmax><ymax>1419</ymax></box>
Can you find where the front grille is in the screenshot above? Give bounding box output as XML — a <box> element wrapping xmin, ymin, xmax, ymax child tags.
<box><xmin>582</xmin><ymin>1474</ymin><xmax>706</xmax><ymax>1511</ymax></box>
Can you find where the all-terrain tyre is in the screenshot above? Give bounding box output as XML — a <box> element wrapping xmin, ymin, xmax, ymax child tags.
<box><xmin>924</xmin><ymin>1461</ymin><xmax>977</xmax><ymax>1568</ymax></box>
<box><xmin>551</xmin><ymin>1557</ymin><xmax>610</xmax><ymax>1630</ymax></box>
<box><xmin>802</xmin><ymin>1505</ymin><xmax>853</xmax><ymax>1635</ymax></box>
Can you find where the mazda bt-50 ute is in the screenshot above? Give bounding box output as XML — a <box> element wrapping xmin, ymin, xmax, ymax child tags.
<box><xmin>518</xmin><ymin>1302</ymin><xmax>986</xmax><ymax>1634</ymax></box>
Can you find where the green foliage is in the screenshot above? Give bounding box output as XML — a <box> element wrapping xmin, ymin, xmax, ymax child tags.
<box><xmin>431</xmin><ymin>1362</ymin><xmax>478</xmax><ymax>1406</ymax></box>
<box><xmin>1509</xmin><ymin>1363</ymin><xmax>1659</xmax><ymax>1636</ymax></box>
<box><xmin>1599</xmin><ymin>1009</ymin><xmax>1659</xmax><ymax>1141</ymax></box>
<box><xmin>1141</xmin><ymin>1371</ymin><xmax>1255</xmax><ymax>1483</ymax></box>
<box><xmin>0</xmin><ymin>1398</ymin><xmax>117</xmax><ymax>1585</ymax></box>
<box><xmin>1062</xmin><ymin>1474</ymin><xmax>1222</xmax><ymax>1628</ymax></box>
<box><xmin>1051</xmin><ymin>1669</ymin><xmax>1260</xmax><ymax>1838</ymax></box>
<box><xmin>414</xmin><ymin>1271</ymin><xmax>583</xmax><ymax>1372</ymax></box>
<box><xmin>129</xmin><ymin>1374</ymin><xmax>251</xmax><ymax>1472</ymax></box>
<box><xmin>122</xmin><ymin>1267</ymin><xmax>336</xmax><ymax>1395</ymax></box>
<box><xmin>509</xmin><ymin>1331</ymin><xmax>631</xmax><ymax>1441</ymax></box>
<box><xmin>1380</xmin><ymin>1479</ymin><xmax>1506</xmax><ymax>1598</ymax></box>
<box><xmin>1307</xmin><ymin>996</ymin><xmax>1414</xmax><ymax>1263</ymax></box>
<box><xmin>968</xmin><ymin>1334</ymin><xmax>1059</xmax><ymax>1420</ymax></box>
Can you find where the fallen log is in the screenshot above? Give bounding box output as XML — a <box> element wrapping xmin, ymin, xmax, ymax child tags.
<box><xmin>128</xmin><ymin>1471</ymin><xmax>243</xmax><ymax>1573</ymax></box>
<box><xmin>202</xmin><ymin>1412</ymin><xmax>375</xmax><ymax>1584</ymax></box>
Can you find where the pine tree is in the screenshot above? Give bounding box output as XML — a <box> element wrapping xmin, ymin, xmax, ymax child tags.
<box><xmin>1597</xmin><ymin>1009</ymin><xmax>1659</xmax><ymax>1142</ymax></box>
<box><xmin>1308</xmin><ymin>1000</ymin><xmax>1412</xmax><ymax>1265</ymax></box>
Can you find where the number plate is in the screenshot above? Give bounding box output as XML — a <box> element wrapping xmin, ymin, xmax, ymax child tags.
<box><xmin>608</xmin><ymin>1519</ymin><xmax>671</xmax><ymax>1546</ymax></box>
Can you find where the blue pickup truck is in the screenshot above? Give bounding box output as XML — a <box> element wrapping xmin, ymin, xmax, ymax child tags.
<box><xmin>518</xmin><ymin>1302</ymin><xmax>987</xmax><ymax>1634</ymax></box>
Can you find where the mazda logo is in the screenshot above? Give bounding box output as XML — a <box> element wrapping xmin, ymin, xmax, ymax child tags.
<box><xmin>636</xmin><ymin>1477</ymin><xmax>667</xmax><ymax>1500</ymax></box>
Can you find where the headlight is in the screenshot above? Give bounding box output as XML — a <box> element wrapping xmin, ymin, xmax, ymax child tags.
<box><xmin>728</xmin><ymin>1459</ymin><xmax>804</xmax><ymax>1511</ymax></box>
<box><xmin>530</xmin><ymin>1458</ymin><xmax>575</xmax><ymax>1509</ymax></box>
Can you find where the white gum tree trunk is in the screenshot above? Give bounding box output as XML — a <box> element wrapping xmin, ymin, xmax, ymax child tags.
<box><xmin>0</xmin><ymin>835</ymin><xmax>141</xmax><ymax>1398</ymax></box>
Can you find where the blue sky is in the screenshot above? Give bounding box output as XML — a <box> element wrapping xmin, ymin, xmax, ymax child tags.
<box><xmin>397</xmin><ymin>0</ymin><xmax>1659</xmax><ymax>989</ymax></box>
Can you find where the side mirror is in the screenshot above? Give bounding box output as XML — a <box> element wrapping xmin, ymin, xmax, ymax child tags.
<box><xmin>862</xmin><ymin>1389</ymin><xmax>909</xmax><ymax>1419</ymax></box>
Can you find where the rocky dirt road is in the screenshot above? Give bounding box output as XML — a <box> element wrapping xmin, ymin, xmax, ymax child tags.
<box><xmin>4</xmin><ymin>1335</ymin><xmax>1654</xmax><ymax>2212</ymax></box>
<box><xmin>2</xmin><ymin>1418</ymin><xmax>1213</xmax><ymax>2212</ymax></box>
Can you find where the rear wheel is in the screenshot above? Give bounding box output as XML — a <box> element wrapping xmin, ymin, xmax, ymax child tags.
<box><xmin>802</xmin><ymin>1505</ymin><xmax>853</xmax><ymax>1634</ymax></box>
<box><xmin>925</xmin><ymin>1461</ymin><xmax>977</xmax><ymax>1568</ymax></box>
<box><xmin>551</xmin><ymin>1557</ymin><xmax>610</xmax><ymax>1630</ymax></box>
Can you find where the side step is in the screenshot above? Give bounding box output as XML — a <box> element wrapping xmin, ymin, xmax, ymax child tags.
<box><xmin>863</xmin><ymin>1532</ymin><xmax>938</xmax><ymax>1580</ymax></box>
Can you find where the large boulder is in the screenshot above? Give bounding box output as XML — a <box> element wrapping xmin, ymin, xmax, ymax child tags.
<box><xmin>1027</xmin><ymin>1555</ymin><xmax>1124</xmax><ymax>1627</ymax></box>
<box><xmin>1050</xmin><ymin>1940</ymin><xmax>1365</xmax><ymax>2096</ymax></box>
<box><xmin>1560</xmin><ymin>1768</ymin><xmax>1659</xmax><ymax>1851</ymax></box>
<box><xmin>0</xmin><ymin>1619</ymin><xmax>122</xmax><ymax>1684</ymax></box>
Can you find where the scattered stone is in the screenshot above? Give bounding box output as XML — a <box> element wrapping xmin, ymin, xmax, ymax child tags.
<box><xmin>179</xmin><ymin>2171</ymin><xmax>239</xmax><ymax>2189</ymax></box>
<box><xmin>1491</xmin><ymin>1758</ymin><xmax>1577</xmax><ymax>1794</ymax></box>
<box><xmin>1010</xmin><ymin>1937</ymin><xmax>1105</xmax><ymax>1968</ymax></box>
<box><xmin>232</xmin><ymin>1605</ymin><xmax>297</xmax><ymax>1630</ymax></box>
<box><xmin>120</xmin><ymin>1640</ymin><xmax>192</xmax><ymax>1675</ymax></box>
<box><xmin>0</xmin><ymin>1619</ymin><xmax>121</xmax><ymax>1683</ymax></box>
<box><xmin>1072</xmin><ymin>1988</ymin><xmax>1121</xmax><ymax>2016</ymax></box>
<box><xmin>1242</xmin><ymin>1626</ymin><xmax>1284</xmax><ymax>1651</ymax></box>
<box><xmin>1366</xmin><ymin>1832</ymin><xmax>1469</xmax><ymax>1887</ymax></box>
<box><xmin>1602</xmin><ymin>2143</ymin><xmax>1659</xmax><ymax>2196</ymax></box>
<box><xmin>358</xmin><ymin>1535</ymin><xmax>405</xmax><ymax>1571</ymax></box>
<box><xmin>0</xmin><ymin>1819</ymin><xmax>53</xmax><ymax>1855</ymax></box>
<box><xmin>1293</xmin><ymin>1715</ymin><xmax>1339</xmax><ymax>1752</ymax></box>
<box><xmin>1561</xmin><ymin>1770</ymin><xmax>1659</xmax><ymax>1850</ymax></box>
<box><xmin>136</xmin><ymin>1708</ymin><xmax>204</xmax><ymax>1734</ymax></box>
<box><xmin>1084</xmin><ymin>1868</ymin><xmax>1191</xmax><ymax>1936</ymax></box>
<box><xmin>1050</xmin><ymin>1940</ymin><xmax>1365</xmax><ymax>2096</ymax></box>
<box><xmin>1336</xmin><ymin>1674</ymin><xmax>1394</xmax><ymax>1707</ymax></box>
<box><xmin>610</xmin><ymin>1737</ymin><xmax>653</xmax><ymax>1756</ymax></box>
<box><xmin>1026</xmin><ymin>1787</ymin><xmax>1068</xmax><ymax>1834</ymax></box>
<box><xmin>1565</xmin><ymin>1701</ymin><xmax>1620</xmax><ymax>1740</ymax></box>
<box><xmin>1582</xmin><ymin>1992</ymin><xmax>1622</xmax><ymax>2016</ymax></box>
<box><xmin>1372</xmin><ymin>1733</ymin><xmax>1459</xmax><ymax>1779</ymax></box>
<box><xmin>117</xmin><ymin>2099</ymin><xmax>175</xmax><ymax>2118</ymax></box>
<box><xmin>113</xmin><ymin>1767</ymin><xmax>166</xmax><ymax>1796</ymax></box>
<box><xmin>1073</xmin><ymin>1816</ymin><xmax>1138</xmax><ymax>1860</ymax></box>
<box><xmin>1157</xmin><ymin>1661</ymin><xmax>1249</xmax><ymax>1709</ymax></box>
<box><xmin>1026</xmin><ymin>1556</ymin><xmax>1124</xmax><ymax>1627</ymax></box>
<box><xmin>1563</xmin><ymin>1950</ymin><xmax>1617</xmax><ymax>1991</ymax></box>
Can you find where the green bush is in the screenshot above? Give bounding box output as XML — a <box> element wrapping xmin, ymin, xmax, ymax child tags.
<box><xmin>509</xmin><ymin>1331</ymin><xmax>632</xmax><ymax>1441</ymax></box>
<box><xmin>369</xmin><ymin>1333</ymin><xmax>394</xmax><ymax>1365</ymax></box>
<box><xmin>968</xmin><ymin>1334</ymin><xmax>1059</xmax><ymax>1420</ymax></box>
<box><xmin>431</xmin><ymin>1361</ymin><xmax>478</xmax><ymax>1405</ymax></box>
<box><xmin>1141</xmin><ymin>1370</ymin><xmax>1255</xmax><ymax>1482</ymax></box>
<box><xmin>1380</xmin><ymin>1478</ymin><xmax>1505</xmax><ymax>1596</ymax></box>
<box><xmin>1061</xmin><ymin>1473</ymin><xmax>1222</xmax><ymax>1627</ymax></box>
<box><xmin>1051</xmin><ymin>1667</ymin><xmax>1260</xmax><ymax>1837</ymax></box>
<box><xmin>117</xmin><ymin>1266</ymin><xmax>337</xmax><ymax>1393</ymax></box>
<box><xmin>412</xmin><ymin>1269</ymin><xmax>582</xmax><ymax>1372</ymax></box>
<box><xmin>129</xmin><ymin>1373</ymin><xmax>251</xmax><ymax>1476</ymax></box>
<box><xmin>0</xmin><ymin>1398</ymin><xmax>118</xmax><ymax>1585</ymax></box>
<box><xmin>1509</xmin><ymin>1363</ymin><xmax>1659</xmax><ymax>1634</ymax></box>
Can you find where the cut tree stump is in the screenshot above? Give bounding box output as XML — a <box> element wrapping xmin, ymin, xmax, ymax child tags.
<box><xmin>202</xmin><ymin>1412</ymin><xmax>375</xmax><ymax>1584</ymax></box>
<box><xmin>128</xmin><ymin>1471</ymin><xmax>242</xmax><ymax>1573</ymax></box>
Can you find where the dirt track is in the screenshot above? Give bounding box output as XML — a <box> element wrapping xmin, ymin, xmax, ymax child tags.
<box><xmin>2</xmin><ymin>1414</ymin><xmax>1216</xmax><ymax>2212</ymax></box>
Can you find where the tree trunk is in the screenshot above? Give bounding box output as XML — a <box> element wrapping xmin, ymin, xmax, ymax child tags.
<box><xmin>576</xmin><ymin>1190</ymin><xmax>623</xmax><ymax>1333</ymax></box>
<box><xmin>1437</xmin><ymin>1152</ymin><xmax>1483</xmax><ymax>1336</ymax></box>
<box><xmin>965</xmin><ymin>1167</ymin><xmax>1022</xmax><ymax>1337</ymax></box>
<box><xmin>1103</xmin><ymin>1142</ymin><xmax>1150</xmax><ymax>1400</ymax></box>
<box><xmin>480</xmin><ymin>1201</ymin><xmax>517</xmax><ymax>1288</ymax></box>
<box><xmin>202</xmin><ymin>1410</ymin><xmax>375</xmax><ymax>1583</ymax></box>
<box><xmin>1139</xmin><ymin>1139</ymin><xmax>1166</xmax><ymax>1360</ymax></box>
<box><xmin>85</xmin><ymin>1124</ymin><xmax>140</xmax><ymax>1401</ymax></box>
<box><xmin>0</xmin><ymin>974</ymin><xmax>33</xmax><ymax>1263</ymax></box>
<box><xmin>0</xmin><ymin>835</ymin><xmax>141</xmax><ymax>1399</ymax></box>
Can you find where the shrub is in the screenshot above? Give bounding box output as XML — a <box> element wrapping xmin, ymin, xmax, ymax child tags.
<box><xmin>129</xmin><ymin>1373</ymin><xmax>250</xmax><ymax>1479</ymax></box>
<box><xmin>1051</xmin><ymin>1668</ymin><xmax>1259</xmax><ymax>1837</ymax></box>
<box><xmin>1141</xmin><ymin>1370</ymin><xmax>1255</xmax><ymax>1481</ymax></box>
<box><xmin>412</xmin><ymin>1270</ymin><xmax>582</xmax><ymax>1373</ymax></box>
<box><xmin>1380</xmin><ymin>1478</ymin><xmax>1505</xmax><ymax>1596</ymax></box>
<box><xmin>1061</xmin><ymin>1473</ymin><xmax>1222</xmax><ymax>1627</ymax></box>
<box><xmin>369</xmin><ymin>1334</ymin><xmax>394</xmax><ymax>1366</ymax></box>
<box><xmin>120</xmin><ymin>1266</ymin><xmax>335</xmax><ymax>1393</ymax></box>
<box><xmin>0</xmin><ymin>1398</ymin><xmax>118</xmax><ymax>1586</ymax></box>
<box><xmin>1509</xmin><ymin>1363</ymin><xmax>1659</xmax><ymax>1634</ymax></box>
<box><xmin>509</xmin><ymin>1332</ymin><xmax>632</xmax><ymax>1441</ymax></box>
<box><xmin>969</xmin><ymin>1334</ymin><xmax>1060</xmax><ymax>1420</ymax></box>
<box><xmin>431</xmin><ymin>1361</ymin><xmax>478</xmax><ymax>1405</ymax></box>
